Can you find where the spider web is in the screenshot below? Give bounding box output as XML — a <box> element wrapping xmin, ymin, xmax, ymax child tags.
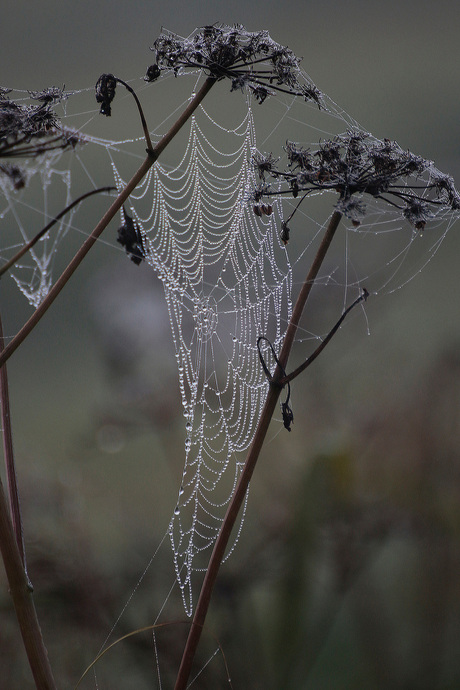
<box><xmin>0</xmin><ymin>146</ymin><xmax>75</xmax><ymax>307</ymax></box>
<box><xmin>107</xmin><ymin>67</ymin><xmax>460</xmax><ymax>614</ymax></box>
<box><xmin>110</xmin><ymin>100</ymin><xmax>293</xmax><ymax>614</ymax></box>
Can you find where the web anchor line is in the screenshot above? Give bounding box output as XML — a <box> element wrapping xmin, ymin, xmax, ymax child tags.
<box><xmin>257</xmin><ymin>288</ymin><xmax>369</xmax><ymax>430</ymax></box>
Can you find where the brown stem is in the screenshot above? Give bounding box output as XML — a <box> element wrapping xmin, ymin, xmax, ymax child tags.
<box><xmin>116</xmin><ymin>78</ymin><xmax>154</xmax><ymax>153</ymax></box>
<box><xmin>0</xmin><ymin>76</ymin><xmax>217</xmax><ymax>368</ymax></box>
<box><xmin>174</xmin><ymin>210</ymin><xmax>343</xmax><ymax>689</ymax></box>
<box><xmin>0</xmin><ymin>471</ymin><xmax>57</xmax><ymax>689</ymax></box>
<box><xmin>0</xmin><ymin>309</ymin><xmax>25</xmax><ymax>566</ymax></box>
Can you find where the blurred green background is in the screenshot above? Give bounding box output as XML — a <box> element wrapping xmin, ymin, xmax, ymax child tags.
<box><xmin>1</xmin><ymin>1</ymin><xmax>460</xmax><ymax>688</ymax></box>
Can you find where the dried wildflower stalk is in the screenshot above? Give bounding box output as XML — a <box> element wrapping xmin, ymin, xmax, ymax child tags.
<box><xmin>0</xmin><ymin>24</ymin><xmax>321</xmax><ymax>689</ymax></box>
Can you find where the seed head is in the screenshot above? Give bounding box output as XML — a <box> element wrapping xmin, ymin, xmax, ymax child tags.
<box><xmin>149</xmin><ymin>24</ymin><xmax>322</xmax><ymax>106</ymax></box>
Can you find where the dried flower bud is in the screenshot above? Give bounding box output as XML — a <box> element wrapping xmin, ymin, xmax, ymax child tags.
<box><xmin>145</xmin><ymin>64</ymin><xmax>161</xmax><ymax>83</ymax></box>
<box><xmin>95</xmin><ymin>74</ymin><xmax>117</xmax><ymax>117</ymax></box>
<box><xmin>280</xmin><ymin>221</ymin><xmax>290</xmax><ymax>245</ymax></box>
<box><xmin>0</xmin><ymin>163</ymin><xmax>26</xmax><ymax>190</ymax></box>
<box><xmin>117</xmin><ymin>208</ymin><xmax>145</xmax><ymax>264</ymax></box>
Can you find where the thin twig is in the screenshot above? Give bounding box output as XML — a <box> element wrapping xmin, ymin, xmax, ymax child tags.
<box><xmin>174</xmin><ymin>210</ymin><xmax>343</xmax><ymax>690</ymax></box>
<box><xmin>115</xmin><ymin>78</ymin><xmax>154</xmax><ymax>153</ymax></box>
<box><xmin>280</xmin><ymin>287</ymin><xmax>369</xmax><ymax>384</ymax></box>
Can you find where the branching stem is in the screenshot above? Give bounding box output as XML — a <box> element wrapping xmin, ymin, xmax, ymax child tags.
<box><xmin>174</xmin><ymin>210</ymin><xmax>343</xmax><ymax>689</ymax></box>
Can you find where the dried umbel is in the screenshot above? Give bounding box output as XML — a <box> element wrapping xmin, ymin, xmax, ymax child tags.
<box><xmin>0</xmin><ymin>87</ymin><xmax>83</xmax><ymax>188</ymax></box>
<box><xmin>145</xmin><ymin>24</ymin><xmax>322</xmax><ymax>105</ymax></box>
<box><xmin>253</xmin><ymin>130</ymin><xmax>460</xmax><ymax>240</ymax></box>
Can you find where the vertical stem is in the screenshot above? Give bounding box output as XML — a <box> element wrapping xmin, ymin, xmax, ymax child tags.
<box><xmin>174</xmin><ymin>211</ymin><xmax>342</xmax><ymax>689</ymax></box>
<box><xmin>0</xmin><ymin>462</ymin><xmax>57</xmax><ymax>690</ymax></box>
<box><xmin>0</xmin><ymin>309</ymin><xmax>25</xmax><ymax>565</ymax></box>
<box><xmin>0</xmin><ymin>76</ymin><xmax>217</xmax><ymax>369</ymax></box>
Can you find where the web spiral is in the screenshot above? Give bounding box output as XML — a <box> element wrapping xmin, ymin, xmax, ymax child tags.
<box><xmin>111</xmin><ymin>103</ymin><xmax>292</xmax><ymax>613</ymax></box>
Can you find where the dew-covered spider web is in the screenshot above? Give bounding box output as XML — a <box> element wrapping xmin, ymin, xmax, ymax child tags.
<box><xmin>109</xmin><ymin>102</ymin><xmax>293</xmax><ymax>614</ymax></box>
<box><xmin>2</xmin><ymin>27</ymin><xmax>460</xmax><ymax>622</ymax></box>
<box><xmin>104</xmin><ymin>67</ymin><xmax>460</xmax><ymax>614</ymax></box>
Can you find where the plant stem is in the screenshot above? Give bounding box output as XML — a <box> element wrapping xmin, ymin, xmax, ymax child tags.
<box><xmin>0</xmin><ymin>309</ymin><xmax>26</xmax><ymax>566</ymax></box>
<box><xmin>115</xmin><ymin>78</ymin><xmax>154</xmax><ymax>153</ymax></box>
<box><xmin>0</xmin><ymin>76</ymin><xmax>216</xmax><ymax>369</ymax></box>
<box><xmin>0</xmin><ymin>308</ymin><xmax>57</xmax><ymax>689</ymax></box>
<box><xmin>174</xmin><ymin>210</ymin><xmax>343</xmax><ymax>689</ymax></box>
<box><xmin>0</xmin><ymin>479</ymin><xmax>57</xmax><ymax>690</ymax></box>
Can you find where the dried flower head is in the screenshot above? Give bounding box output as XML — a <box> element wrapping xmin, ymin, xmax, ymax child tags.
<box><xmin>95</xmin><ymin>74</ymin><xmax>117</xmax><ymax>116</ymax></box>
<box><xmin>0</xmin><ymin>87</ymin><xmax>84</xmax><ymax>187</ymax></box>
<box><xmin>256</xmin><ymin>130</ymin><xmax>460</xmax><ymax>232</ymax></box>
<box><xmin>252</xmin><ymin>151</ymin><xmax>280</xmax><ymax>180</ymax></box>
<box><xmin>146</xmin><ymin>24</ymin><xmax>322</xmax><ymax>105</ymax></box>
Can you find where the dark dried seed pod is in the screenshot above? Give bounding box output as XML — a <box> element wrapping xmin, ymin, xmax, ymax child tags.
<box><xmin>253</xmin><ymin>205</ymin><xmax>263</xmax><ymax>217</ymax></box>
<box><xmin>280</xmin><ymin>221</ymin><xmax>290</xmax><ymax>245</ymax></box>
<box><xmin>95</xmin><ymin>74</ymin><xmax>117</xmax><ymax>116</ymax></box>
<box><xmin>145</xmin><ymin>64</ymin><xmax>161</xmax><ymax>83</ymax></box>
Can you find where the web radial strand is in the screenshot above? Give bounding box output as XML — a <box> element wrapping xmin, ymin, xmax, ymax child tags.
<box><xmin>112</xmin><ymin>104</ymin><xmax>292</xmax><ymax>614</ymax></box>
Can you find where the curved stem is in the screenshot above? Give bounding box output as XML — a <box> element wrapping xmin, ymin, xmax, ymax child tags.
<box><xmin>0</xmin><ymin>187</ymin><xmax>115</xmax><ymax>280</ymax></box>
<box><xmin>116</xmin><ymin>78</ymin><xmax>154</xmax><ymax>153</ymax></box>
<box><xmin>174</xmin><ymin>210</ymin><xmax>342</xmax><ymax>689</ymax></box>
<box><xmin>0</xmin><ymin>76</ymin><xmax>217</xmax><ymax>368</ymax></box>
